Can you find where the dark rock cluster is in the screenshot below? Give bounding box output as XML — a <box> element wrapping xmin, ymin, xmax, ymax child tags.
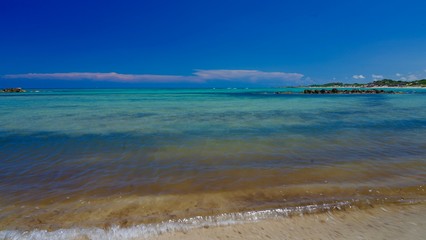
<box><xmin>302</xmin><ymin>88</ymin><xmax>395</xmax><ymax>94</ymax></box>
<box><xmin>1</xmin><ymin>88</ymin><xmax>26</xmax><ymax>93</ymax></box>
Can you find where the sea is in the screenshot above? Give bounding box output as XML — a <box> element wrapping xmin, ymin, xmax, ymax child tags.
<box><xmin>0</xmin><ymin>88</ymin><xmax>425</xmax><ymax>239</ymax></box>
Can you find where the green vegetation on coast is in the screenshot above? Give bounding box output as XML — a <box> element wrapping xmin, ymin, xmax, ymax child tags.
<box><xmin>309</xmin><ymin>79</ymin><xmax>426</xmax><ymax>88</ymax></box>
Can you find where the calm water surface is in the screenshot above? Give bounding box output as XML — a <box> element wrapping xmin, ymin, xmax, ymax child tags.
<box><xmin>0</xmin><ymin>88</ymin><xmax>425</xmax><ymax>239</ymax></box>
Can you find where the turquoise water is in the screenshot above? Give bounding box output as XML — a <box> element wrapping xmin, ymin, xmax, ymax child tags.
<box><xmin>0</xmin><ymin>88</ymin><xmax>425</xmax><ymax>238</ymax></box>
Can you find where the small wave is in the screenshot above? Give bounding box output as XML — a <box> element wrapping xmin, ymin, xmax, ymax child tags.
<box><xmin>0</xmin><ymin>201</ymin><xmax>350</xmax><ymax>240</ymax></box>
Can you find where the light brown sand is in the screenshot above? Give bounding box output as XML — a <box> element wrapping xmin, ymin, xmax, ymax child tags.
<box><xmin>150</xmin><ymin>204</ymin><xmax>426</xmax><ymax>240</ymax></box>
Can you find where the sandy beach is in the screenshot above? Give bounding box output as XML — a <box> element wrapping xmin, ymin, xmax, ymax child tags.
<box><xmin>151</xmin><ymin>204</ymin><xmax>426</xmax><ymax>240</ymax></box>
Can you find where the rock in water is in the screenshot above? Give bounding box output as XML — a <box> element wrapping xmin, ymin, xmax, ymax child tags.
<box><xmin>1</xmin><ymin>88</ymin><xmax>26</xmax><ymax>93</ymax></box>
<box><xmin>302</xmin><ymin>88</ymin><xmax>397</xmax><ymax>94</ymax></box>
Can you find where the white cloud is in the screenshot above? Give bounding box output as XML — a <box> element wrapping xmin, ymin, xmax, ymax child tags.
<box><xmin>396</xmin><ymin>73</ymin><xmax>402</xmax><ymax>77</ymax></box>
<box><xmin>3</xmin><ymin>70</ymin><xmax>304</xmax><ymax>83</ymax></box>
<box><xmin>2</xmin><ymin>72</ymin><xmax>200</xmax><ymax>83</ymax></box>
<box><xmin>352</xmin><ymin>74</ymin><xmax>365</xmax><ymax>79</ymax></box>
<box><xmin>372</xmin><ymin>74</ymin><xmax>384</xmax><ymax>80</ymax></box>
<box><xmin>194</xmin><ymin>69</ymin><xmax>303</xmax><ymax>81</ymax></box>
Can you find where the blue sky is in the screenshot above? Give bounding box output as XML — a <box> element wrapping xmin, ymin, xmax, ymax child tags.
<box><xmin>1</xmin><ymin>0</ymin><xmax>426</xmax><ymax>88</ymax></box>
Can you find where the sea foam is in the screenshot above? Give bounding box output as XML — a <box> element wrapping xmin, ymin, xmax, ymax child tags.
<box><xmin>0</xmin><ymin>202</ymin><xmax>350</xmax><ymax>240</ymax></box>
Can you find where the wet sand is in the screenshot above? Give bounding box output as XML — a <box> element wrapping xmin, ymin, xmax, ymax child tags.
<box><xmin>151</xmin><ymin>204</ymin><xmax>426</xmax><ymax>240</ymax></box>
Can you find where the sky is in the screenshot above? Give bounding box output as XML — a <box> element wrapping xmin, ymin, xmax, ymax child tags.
<box><xmin>1</xmin><ymin>0</ymin><xmax>426</xmax><ymax>88</ymax></box>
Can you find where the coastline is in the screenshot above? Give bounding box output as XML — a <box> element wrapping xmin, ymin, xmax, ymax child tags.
<box><xmin>305</xmin><ymin>86</ymin><xmax>426</xmax><ymax>89</ymax></box>
<box><xmin>151</xmin><ymin>203</ymin><xmax>426</xmax><ymax>240</ymax></box>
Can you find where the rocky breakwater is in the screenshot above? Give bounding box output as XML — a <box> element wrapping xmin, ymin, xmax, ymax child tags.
<box><xmin>303</xmin><ymin>88</ymin><xmax>396</xmax><ymax>94</ymax></box>
<box><xmin>1</xmin><ymin>87</ymin><xmax>26</xmax><ymax>93</ymax></box>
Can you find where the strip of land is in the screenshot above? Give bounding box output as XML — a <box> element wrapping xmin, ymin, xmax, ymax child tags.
<box><xmin>1</xmin><ymin>87</ymin><xmax>26</xmax><ymax>93</ymax></box>
<box><xmin>274</xmin><ymin>88</ymin><xmax>398</xmax><ymax>94</ymax></box>
<box><xmin>308</xmin><ymin>79</ymin><xmax>426</xmax><ymax>88</ymax></box>
<box><xmin>302</xmin><ymin>88</ymin><xmax>397</xmax><ymax>94</ymax></box>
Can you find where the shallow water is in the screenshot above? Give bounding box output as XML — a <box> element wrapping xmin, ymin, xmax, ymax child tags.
<box><xmin>0</xmin><ymin>88</ymin><xmax>425</xmax><ymax>237</ymax></box>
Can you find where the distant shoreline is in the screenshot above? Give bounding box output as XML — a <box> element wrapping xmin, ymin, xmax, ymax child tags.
<box><xmin>304</xmin><ymin>79</ymin><xmax>426</xmax><ymax>89</ymax></box>
<box><xmin>305</xmin><ymin>86</ymin><xmax>425</xmax><ymax>89</ymax></box>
